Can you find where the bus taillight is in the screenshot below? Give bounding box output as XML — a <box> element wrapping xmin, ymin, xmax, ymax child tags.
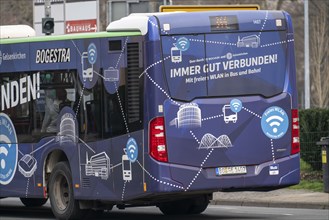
<box><xmin>149</xmin><ymin>117</ymin><xmax>168</xmax><ymax>162</ymax></box>
<box><xmin>291</xmin><ymin>109</ymin><xmax>300</xmax><ymax>155</ymax></box>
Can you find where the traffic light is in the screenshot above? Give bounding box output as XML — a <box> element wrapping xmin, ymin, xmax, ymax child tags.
<box><xmin>42</xmin><ymin>17</ymin><xmax>54</xmax><ymax>35</ymax></box>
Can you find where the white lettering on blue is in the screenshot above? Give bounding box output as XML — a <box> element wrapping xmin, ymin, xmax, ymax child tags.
<box><xmin>35</xmin><ymin>48</ymin><xmax>70</xmax><ymax>64</ymax></box>
<box><xmin>1</xmin><ymin>73</ymin><xmax>40</xmax><ymax>111</ymax></box>
<box><xmin>222</xmin><ymin>54</ymin><xmax>277</xmax><ymax>71</ymax></box>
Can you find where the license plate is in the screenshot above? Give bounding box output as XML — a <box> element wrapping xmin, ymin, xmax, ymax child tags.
<box><xmin>216</xmin><ymin>166</ymin><xmax>247</xmax><ymax>176</ymax></box>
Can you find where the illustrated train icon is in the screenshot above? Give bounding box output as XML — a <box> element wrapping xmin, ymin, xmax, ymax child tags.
<box><xmin>237</xmin><ymin>35</ymin><xmax>260</xmax><ymax>48</ymax></box>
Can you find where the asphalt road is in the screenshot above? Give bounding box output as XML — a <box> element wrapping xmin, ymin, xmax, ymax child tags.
<box><xmin>0</xmin><ymin>198</ymin><xmax>328</xmax><ymax>220</ymax></box>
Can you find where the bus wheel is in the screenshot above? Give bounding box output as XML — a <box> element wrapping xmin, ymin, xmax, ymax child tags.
<box><xmin>158</xmin><ymin>199</ymin><xmax>191</xmax><ymax>215</ymax></box>
<box><xmin>188</xmin><ymin>195</ymin><xmax>209</xmax><ymax>214</ymax></box>
<box><xmin>49</xmin><ymin>162</ymin><xmax>83</xmax><ymax>220</ymax></box>
<box><xmin>20</xmin><ymin>198</ymin><xmax>48</xmax><ymax>207</ymax></box>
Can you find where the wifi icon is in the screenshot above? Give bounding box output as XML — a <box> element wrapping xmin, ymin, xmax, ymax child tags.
<box><xmin>266</xmin><ymin>115</ymin><xmax>284</xmax><ymax>133</ymax></box>
<box><xmin>176</xmin><ymin>37</ymin><xmax>190</xmax><ymax>52</ymax></box>
<box><xmin>261</xmin><ymin>106</ymin><xmax>289</xmax><ymax>139</ymax></box>
<box><xmin>126</xmin><ymin>138</ymin><xmax>138</xmax><ymax>163</ymax></box>
<box><xmin>0</xmin><ymin>134</ymin><xmax>13</xmax><ymax>170</ymax></box>
<box><xmin>88</xmin><ymin>43</ymin><xmax>97</xmax><ymax>65</ymax></box>
<box><xmin>0</xmin><ymin>113</ymin><xmax>18</xmax><ymax>185</ymax></box>
<box><xmin>128</xmin><ymin>145</ymin><xmax>136</xmax><ymax>159</ymax></box>
<box><xmin>230</xmin><ymin>99</ymin><xmax>242</xmax><ymax>113</ymax></box>
<box><xmin>0</xmin><ymin>145</ymin><xmax>9</xmax><ymax>169</ymax></box>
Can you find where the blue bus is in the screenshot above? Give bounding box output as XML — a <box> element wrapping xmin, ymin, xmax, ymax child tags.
<box><xmin>0</xmin><ymin>10</ymin><xmax>300</xmax><ymax>219</ymax></box>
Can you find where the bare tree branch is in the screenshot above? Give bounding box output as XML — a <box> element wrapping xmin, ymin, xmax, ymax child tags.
<box><xmin>276</xmin><ymin>0</ymin><xmax>284</xmax><ymax>10</ymax></box>
<box><xmin>310</xmin><ymin>0</ymin><xmax>329</xmax><ymax>107</ymax></box>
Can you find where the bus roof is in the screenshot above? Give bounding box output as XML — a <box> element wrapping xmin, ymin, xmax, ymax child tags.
<box><xmin>107</xmin><ymin>10</ymin><xmax>288</xmax><ymax>36</ymax></box>
<box><xmin>107</xmin><ymin>12</ymin><xmax>179</xmax><ymax>35</ymax></box>
<box><xmin>0</xmin><ymin>25</ymin><xmax>36</xmax><ymax>39</ymax></box>
<box><xmin>0</xmin><ymin>31</ymin><xmax>141</xmax><ymax>45</ymax></box>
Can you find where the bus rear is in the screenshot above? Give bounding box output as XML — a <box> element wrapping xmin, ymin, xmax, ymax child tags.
<box><xmin>141</xmin><ymin>10</ymin><xmax>300</xmax><ymax>204</ymax></box>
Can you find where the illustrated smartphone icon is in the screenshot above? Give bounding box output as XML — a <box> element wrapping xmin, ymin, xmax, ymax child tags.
<box><xmin>122</xmin><ymin>154</ymin><xmax>132</xmax><ymax>181</ymax></box>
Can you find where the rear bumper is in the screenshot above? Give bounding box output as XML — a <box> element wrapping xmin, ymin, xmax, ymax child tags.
<box><xmin>150</xmin><ymin>153</ymin><xmax>300</xmax><ymax>193</ymax></box>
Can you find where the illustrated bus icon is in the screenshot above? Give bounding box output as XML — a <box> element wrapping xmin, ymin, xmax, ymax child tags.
<box><xmin>237</xmin><ymin>35</ymin><xmax>260</xmax><ymax>48</ymax></box>
<box><xmin>81</xmin><ymin>52</ymin><xmax>93</xmax><ymax>81</ymax></box>
<box><xmin>222</xmin><ymin>104</ymin><xmax>237</xmax><ymax>123</ymax></box>
<box><xmin>171</xmin><ymin>46</ymin><xmax>182</xmax><ymax>63</ymax></box>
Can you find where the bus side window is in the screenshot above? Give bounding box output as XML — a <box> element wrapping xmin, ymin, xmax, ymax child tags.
<box><xmin>32</xmin><ymin>71</ymin><xmax>76</xmax><ymax>140</ymax></box>
<box><xmin>111</xmin><ymin>92</ymin><xmax>126</xmax><ymax>136</ymax></box>
<box><xmin>103</xmin><ymin>41</ymin><xmax>143</xmax><ymax>137</ymax></box>
<box><xmin>86</xmin><ymin>100</ymin><xmax>101</xmax><ymax>134</ymax></box>
<box><xmin>0</xmin><ymin>73</ymin><xmax>33</xmax><ymax>143</ymax></box>
<box><xmin>80</xmin><ymin>79</ymin><xmax>102</xmax><ymax>141</ymax></box>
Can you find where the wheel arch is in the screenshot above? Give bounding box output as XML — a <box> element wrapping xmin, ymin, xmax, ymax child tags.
<box><xmin>43</xmin><ymin>149</ymin><xmax>69</xmax><ymax>193</ymax></box>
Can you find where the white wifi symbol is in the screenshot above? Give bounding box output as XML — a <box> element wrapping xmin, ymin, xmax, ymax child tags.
<box><xmin>88</xmin><ymin>43</ymin><xmax>97</xmax><ymax>64</ymax></box>
<box><xmin>128</xmin><ymin>144</ymin><xmax>136</xmax><ymax>159</ymax></box>
<box><xmin>178</xmin><ymin>40</ymin><xmax>188</xmax><ymax>49</ymax></box>
<box><xmin>230</xmin><ymin>99</ymin><xmax>242</xmax><ymax>112</ymax></box>
<box><xmin>89</xmin><ymin>49</ymin><xmax>96</xmax><ymax>61</ymax></box>
<box><xmin>0</xmin><ymin>135</ymin><xmax>11</xmax><ymax>169</ymax></box>
<box><xmin>232</xmin><ymin>102</ymin><xmax>241</xmax><ymax>111</ymax></box>
<box><xmin>266</xmin><ymin>115</ymin><xmax>284</xmax><ymax>133</ymax></box>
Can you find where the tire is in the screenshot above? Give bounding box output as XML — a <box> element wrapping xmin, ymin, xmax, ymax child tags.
<box><xmin>49</xmin><ymin>162</ymin><xmax>84</xmax><ymax>220</ymax></box>
<box><xmin>20</xmin><ymin>198</ymin><xmax>48</xmax><ymax>207</ymax></box>
<box><xmin>188</xmin><ymin>195</ymin><xmax>209</xmax><ymax>214</ymax></box>
<box><xmin>158</xmin><ymin>199</ymin><xmax>191</xmax><ymax>215</ymax></box>
<box><xmin>158</xmin><ymin>195</ymin><xmax>209</xmax><ymax>215</ymax></box>
<box><xmin>86</xmin><ymin>209</ymin><xmax>104</xmax><ymax>219</ymax></box>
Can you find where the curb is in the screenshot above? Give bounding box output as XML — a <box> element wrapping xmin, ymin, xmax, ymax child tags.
<box><xmin>210</xmin><ymin>199</ymin><xmax>329</xmax><ymax>210</ymax></box>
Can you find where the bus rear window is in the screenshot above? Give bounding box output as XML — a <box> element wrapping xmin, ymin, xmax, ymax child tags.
<box><xmin>162</xmin><ymin>31</ymin><xmax>287</xmax><ymax>101</ymax></box>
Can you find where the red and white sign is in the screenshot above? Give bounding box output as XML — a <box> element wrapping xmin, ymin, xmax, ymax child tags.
<box><xmin>65</xmin><ymin>19</ymin><xmax>97</xmax><ymax>34</ymax></box>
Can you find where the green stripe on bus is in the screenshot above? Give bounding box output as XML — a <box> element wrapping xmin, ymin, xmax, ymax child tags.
<box><xmin>0</xmin><ymin>31</ymin><xmax>142</xmax><ymax>44</ymax></box>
